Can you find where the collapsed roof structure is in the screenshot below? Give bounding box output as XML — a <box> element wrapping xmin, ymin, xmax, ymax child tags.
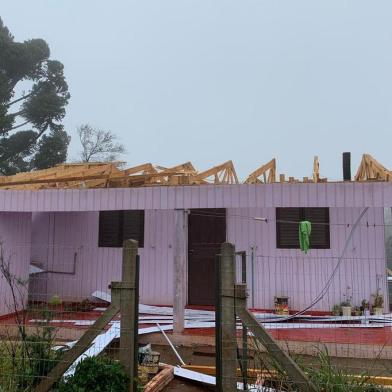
<box><xmin>0</xmin><ymin>153</ymin><xmax>388</xmax><ymax>190</ymax></box>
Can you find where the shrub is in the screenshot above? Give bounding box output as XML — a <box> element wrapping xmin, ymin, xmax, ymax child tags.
<box><xmin>306</xmin><ymin>349</ymin><xmax>385</xmax><ymax>392</ymax></box>
<box><xmin>56</xmin><ymin>356</ymin><xmax>129</xmax><ymax>392</ymax></box>
<box><xmin>0</xmin><ymin>309</ymin><xmax>62</xmax><ymax>391</ymax></box>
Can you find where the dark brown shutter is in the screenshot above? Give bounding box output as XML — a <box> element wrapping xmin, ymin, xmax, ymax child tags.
<box><xmin>276</xmin><ymin>208</ymin><xmax>301</xmax><ymax>248</ymax></box>
<box><xmin>123</xmin><ymin>210</ymin><xmax>145</xmax><ymax>247</ymax></box>
<box><xmin>99</xmin><ymin>211</ymin><xmax>122</xmax><ymax>247</ymax></box>
<box><xmin>304</xmin><ymin>208</ymin><xmax>330</xmax><ymax>248</ymax></box>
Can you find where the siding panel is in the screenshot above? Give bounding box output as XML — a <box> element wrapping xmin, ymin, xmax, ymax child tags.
<box><xmin>227</xmin><ymin>207</ymin><xmax>387</xmax><ymax>312</ymax></box>
<box><xmin>0</xmin><ymin>212</ymin><xmax>31</xmax><ymax>316</ymax></box>
<box><xmin>0</xmin><ymin>183</ymin><xmax>392</xmax><ymax>212</ymax></box>
<box><xmin>29</xmin><ymin>210</ymin><xmax>175</xmax><ymax>306</ymax></box>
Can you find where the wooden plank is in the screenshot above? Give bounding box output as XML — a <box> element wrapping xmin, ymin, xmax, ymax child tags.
<box><xmin>313</xmin><ymin>156</ymin><xmax>320</xmax><ymax>183</ymax></box>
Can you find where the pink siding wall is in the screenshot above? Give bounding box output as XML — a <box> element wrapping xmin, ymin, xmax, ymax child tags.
<box><xmin>0</xmin><ymin>212</ymin><xmax>31</xmax><ymax>316</ymax></box>
<box><xmin>30</xmin><ymin>210</ymin><xmax>175</xmax><ymax>305</ymax></box>
<box><xmin>29</xmin><ymin>207</ymin><xmax>387</xmax><ymax>312</ymax></box>
<box><xmin>228</xmin><ymin>207</ymin><xmax>387</xmax><ymax>312</ymax></box>
<box><xmin>2</xmin><ymin>182</ymin><xmax>392</xmax><ymax>212</ymax></box>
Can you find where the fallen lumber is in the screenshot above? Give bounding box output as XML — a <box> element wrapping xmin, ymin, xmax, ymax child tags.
<box><xmin>144</xmin><ymin>365</ymin><xmax>174</xmax><ymax>392</ymax></box>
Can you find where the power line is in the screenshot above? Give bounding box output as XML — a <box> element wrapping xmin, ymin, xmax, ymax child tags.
<box><xmin>188</xmin><ymin>210</ymin><xmax>388</xmax><ymax>227</ymax></box>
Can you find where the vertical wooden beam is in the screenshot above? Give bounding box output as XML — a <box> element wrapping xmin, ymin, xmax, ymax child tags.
<box><xmin>173</xmin><ymin>209</ymin><xmax>187</xmax><ymax>333</ymax></box>
<box><xmin>119</xmin><ymin>239</ymin><xmax>139</xmax><ymax>391</ymax></box>
<box><xmin>220</xmin><ymin>242</ymin><xmax>237</xmax><ymax>392</ymax></box>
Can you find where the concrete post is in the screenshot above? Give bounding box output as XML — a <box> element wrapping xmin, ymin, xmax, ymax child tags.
<box><xmin>119</xmin><ymin>239</ymin><xmax>139</xmax><ymax>391</ymax></box>
<box><xmin>220</xmin><ymin>242</ymin><xmax>237</xmax><ymax>392</ymax></box>
<box><xmin>173</xmin><ymin>209</ymin><xmax>187</xmax><ymax>333</ymax></box>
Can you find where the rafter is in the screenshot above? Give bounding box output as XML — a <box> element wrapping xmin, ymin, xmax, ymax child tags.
<box><xmin>355</xmin><ymin>154</ymin><xmax>392</xmax><ymax>181</ymax></box>
<box><xmin>245</xmin><ymin>159</ymin><xmax>276</xmax><ymax>184</ymax></box>
<box><xmin>193</xmin><ymin>161</ymin><xmax>239</xmax><ymax>184</ymax></box>
<box><xmin>122</xmin><ymin>163</ymin><xmax>157</xmax><ymax>176</ymax></box>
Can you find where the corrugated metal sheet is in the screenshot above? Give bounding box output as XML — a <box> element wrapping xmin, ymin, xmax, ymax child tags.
<box><xmin>1</xmin><ymin>182</ymin><xmax>392</xmax><ymax>212</ymax></box>
<box><xmin>0</xmin><ymin>212</ymin><xmax>31</xmax><ymax>316</ymax></box>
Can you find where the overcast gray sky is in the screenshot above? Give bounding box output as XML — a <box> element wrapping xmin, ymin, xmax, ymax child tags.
<box><xmin>2</xmin><ymin>1</ymin><xmax>392</xmax><ymax>180</ymax></box>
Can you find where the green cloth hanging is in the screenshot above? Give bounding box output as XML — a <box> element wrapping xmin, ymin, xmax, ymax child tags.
<box><xmin>299</xmin><ymin>220</ymin><xmax>311</xmax><ymax>253</ymax></box>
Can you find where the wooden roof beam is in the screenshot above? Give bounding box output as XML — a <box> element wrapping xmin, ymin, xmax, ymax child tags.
<box><xmin>244</xmin><ymin>159</ymin><xmax>276</xmax><ymax>184</ymax></box>
<box><xmin>122</xmin><ymin>163</ymin><xmax>157</xmax><ymax>176</ymax></box>
<box><xmin>355</xmin><ymin>154</ymin><xmax>392</xmax><ymax>181</ymax></box>
<box><xmin>194</xmin><ymin>161</ymin><xmax>239</xmax><ymax>184</ymax></box>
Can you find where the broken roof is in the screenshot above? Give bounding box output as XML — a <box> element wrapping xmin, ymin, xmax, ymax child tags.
<box><xmin>0</xmin><ymin>154</ymin><xmax>388</xmax><ymax>190</ymax></box>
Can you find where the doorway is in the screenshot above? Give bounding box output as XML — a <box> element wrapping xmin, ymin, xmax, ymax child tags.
<box><xmin>188</xmin><ymin>208</ymin><xmax>226</xmax><ymax>305</ymax></box>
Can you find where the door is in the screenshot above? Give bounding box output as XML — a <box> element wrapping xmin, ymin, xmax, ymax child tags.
<box><xmin>188</xmin><ymin>208</ymin><xmax>226</xmax><ymax>305</ymax></box>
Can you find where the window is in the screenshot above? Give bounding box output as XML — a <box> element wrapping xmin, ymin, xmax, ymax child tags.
<box><xmin>276</xmin><ymin>208</ymin><xmax>330</xmax><ymax>249</ymax></box>
<box><xmin>99</xmin><ymin>210</ymin><xmax>144</xmax><ymax>247</ymax></box>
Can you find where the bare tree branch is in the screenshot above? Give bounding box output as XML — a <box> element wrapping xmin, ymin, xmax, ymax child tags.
<box><xmin>77</xmin><ymin>124</ymin><xmax>125</xmax><ymax>162</ymax></box>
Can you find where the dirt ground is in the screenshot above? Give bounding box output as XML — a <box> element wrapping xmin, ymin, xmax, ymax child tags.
<box><xmin>153</xmin><ymin>344</ymin><xmax>216</xmax><ymax>367</ymax></box>
<box><xmin>162</xmin><ymin>379</ymin><xmax>214</xmax><ymax>391</ymax></box>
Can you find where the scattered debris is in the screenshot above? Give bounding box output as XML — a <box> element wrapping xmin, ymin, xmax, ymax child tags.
<box><xmin>63</xmin><ymin>323</ymin><xmax>174</xmax><ymax>377</ymax></box>
<box><xmin>156</xmin><ymin>323</ymin><xmax>185</xmax><ymax>366</ymax></box>
<box><xmin>173</xmin><ymin>367</ymin><xmax>277</xmax><ymax>391</ymax></box>
<box><xmin>143</xmin><ymin>364</ymin><xmax>174</xmax><ymax>392</ymax></box>
<box><xmin>138</xmin><ymin>344</ymin><xmax>161</xmax><ymax>380</ymax></box>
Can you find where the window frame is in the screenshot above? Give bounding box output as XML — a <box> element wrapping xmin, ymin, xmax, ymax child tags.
<box><xmin>276</xmin><ymin>207</ymin><xmax>330</xmax><ymax>250</ymax></box>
